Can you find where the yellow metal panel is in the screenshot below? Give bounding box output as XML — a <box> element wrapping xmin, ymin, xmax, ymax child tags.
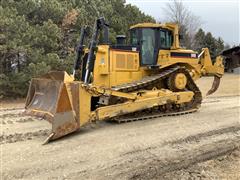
<box><xmin>109</xmin><ymin>49</ymin><xmax>145</xmax><ymax>87</ymax></box>
<box><xmin>95</xmin><ymin>91</ymin><xmax>194</xmax><ymax>121</ymax></box>
<box><xmin>92</xmin><ymin>46</ymin><xmax>150</xmax><ymax>88</ymax></box>
<box><xmin>56</xmin><ymin>83</ymin><xmax>73</xmax><ymax>113</ymax></box>
<box><xmin>130</xmin><ymin>23</ymin><xmax>177</xmax><ymax>30</ymax></box>
<box><xmin>89</xmin><ymin>85</ymin><xmax>137</xmax><ymax>100</ymax></box>
<box><xmin>113</xmin><ymin>50</ymin><xmax>139</xmax><ymax>71</ymax></box>
<box><xmin>93</xmin><ymin>45</ymin><xmax>110</xmax><ymax>87</ymax></box>
<box><xmin>157</xmin><ymin>50</ymin><xmax>199</xmax><ymax>69</ymax></box>
<box><xmin>79</xmin><ymin>84</ymin><xmax>92</xmax><ymax>126</ymax></box>
<box><xmin>198</xmin><ymin>48</ymin><xmax>224</xmax><ymax>77</ymax></box>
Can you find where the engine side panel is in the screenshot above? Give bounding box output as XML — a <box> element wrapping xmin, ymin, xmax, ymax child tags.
<box><xmin>157</xmin><ymin>49</ymin><xmax>199</xmax><ymax>68</ymax></box>
<box><xmin>93</xmin><ymin>45</ymin><xmax>148</xmax><ymax>88</ymax></box>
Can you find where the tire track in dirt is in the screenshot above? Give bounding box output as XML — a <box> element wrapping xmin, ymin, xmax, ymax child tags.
<box><xmin>164</xmin><ymin>125</ymin><xmax>240</xmax><ymax>145</ymax></box>
<box><xmin>0</xmin><ymin>113</ymin><xmax>26</xmax><ymax>119</ymax></box>
<box><xmin>0</xmin><ymin>117</ymin><xmax>36</xmax><ymax>125</ymax></box>
<box><xmin>0</xmin><ymin>129</ymin><xmax>50</xmax><ymax>144</ymax></box>
<box><xmin>119</xmin><ymin>124</ymin><xmax>240</xmax><ymax>179</ymax></box>
<box><xmin>121</xmin><ymin>125</ymin><xmax>240</xmax><ymax>157</ymax></box>
<box><xmin>1</xmin><ymin>107</ymin><xmax>49</xmax><ymax>144</ymax></box>
<box><xmin>65</xmin><ymin>124</ymin><xmax>240</xmax><ymax>180</ymax></box>
<box><xmin>1</xmin><ymin>109</ymin><xmax>50</xmax><ymax>144</ymax></box>
<box><xmin>0</xmin><ymin>108</ymin><xmax>41</xmax><ymax>125</ymax></box>
<box><xmin>0</xmin><ymin>109</ymin><xmax>24</xmax><ymax>117</ymax></box>
<box><xmin>128</xmin><ymin>138</ymin><xmax>240</xmax><ymax>180</ymax></box>
<box><xmin>66</xmin><ymin>136</ymin><xmax>240</xmax><ymax>180</ymax></box>
<box><xmin>0</xmin><ymin>107</ymin><xmax>24</xmax><ymax>112</ymax></box>
<box><xmin>156</xmin><ymin>148</ymin><xmax>240</xmax><ymax>180</ymax></box>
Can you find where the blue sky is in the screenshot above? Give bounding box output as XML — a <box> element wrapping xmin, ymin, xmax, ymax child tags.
<box><xmin>126</xmin><ymin>0</ymin><xmax>239</xmax><ymax>46</ymax></box>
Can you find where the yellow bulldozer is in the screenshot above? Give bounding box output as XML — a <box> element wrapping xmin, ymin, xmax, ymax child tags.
<box><xmin>25</xmin><ymin>17</ymin><xmax>224</xmax><ymax>143</ymax></box>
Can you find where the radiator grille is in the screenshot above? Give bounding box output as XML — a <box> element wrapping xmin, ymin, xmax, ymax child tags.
<box><xmin>127</xmin><ymin>54</ymin><xmax>134</xmax><ymax>69</ymax></box>
<box><xmin>116</xmin><ymin>54</ymin><xmax>125</xmax><ymax>69</ymax></box>
<box><xmin>116</xmin><ymin>53</ymin><xmax>136</xmax><ymax>70</ymax></box>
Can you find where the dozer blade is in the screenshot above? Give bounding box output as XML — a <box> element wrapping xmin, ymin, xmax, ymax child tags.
<box><xmin>206</xmin><ymin>75</ymin><xmax>221</xmax><ymax>96</ymax></box>
<box><xmin>25</xmin><ymin>71</ymin><xmax>79</xmax><ymax>143</ymax></box>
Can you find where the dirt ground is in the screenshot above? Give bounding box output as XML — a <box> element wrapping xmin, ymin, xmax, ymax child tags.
<box><xmin>1</xmin><ymin>73</ymin><xmax>240</xmax><ymax>180</ymax></box>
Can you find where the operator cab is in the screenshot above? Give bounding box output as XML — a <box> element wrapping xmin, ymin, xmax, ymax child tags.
<box><xmin>130</xmin><ymin>25</ymin><xmax>173</xmax><ymax>67</ymax></box>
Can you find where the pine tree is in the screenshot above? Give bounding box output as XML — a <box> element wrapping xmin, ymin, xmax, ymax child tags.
<box><xmin>194</xmin><ymin>28</ymin><xmax>205</xmax><ymax>52</ymax></box>
<box><xmin>0</xmin><ymin>0</ymin><xmax>155</xmax><ymax>98</ymax></box>
<box><xmin>215</xmin><ymin>37</ymin><xmax>224</xmax><ymax>55</ymax></box>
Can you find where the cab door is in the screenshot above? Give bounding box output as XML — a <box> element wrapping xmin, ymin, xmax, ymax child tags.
<box><xmin>140</xmin><ymin>28</ymin><xmax>158</xmax><ymax>66</ymax></box>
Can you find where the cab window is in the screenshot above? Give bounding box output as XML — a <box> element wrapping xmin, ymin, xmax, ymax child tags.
<box><xmin>140</xmin><ymin>28</ymin><xmax>156</xmax><ymax>65</ymax></box>
<box><xmin>159</xmin><ymin>30</ymin><xmax>172</xmax><ymax>49</ymax></box>
<box><xmin>130</xmin><ymin>29</ymin><xmax>138</xmax><ymax>45</ymax></box>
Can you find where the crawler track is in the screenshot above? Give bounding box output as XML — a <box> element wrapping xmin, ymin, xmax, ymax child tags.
<box><xmin>111</xmin><ymin>66</ymin><xmax>202</xmax><ymax>122</ymax></box>
<box><xmin>114</xmin><ymin>108</ymin><xmax>198</xmax><ymax>123</ymax></box>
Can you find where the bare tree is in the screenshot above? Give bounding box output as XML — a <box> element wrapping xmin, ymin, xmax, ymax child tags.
<box><xmin>163</xmin><ymin>0</ymin><xmax>202</xmax><ymax>48</ymax></box>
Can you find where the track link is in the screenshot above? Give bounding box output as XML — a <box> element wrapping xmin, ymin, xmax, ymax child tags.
<box><xmin>114</xmin><ymin>108</ymin><xmax>198</xmax><ymax>123</ymax></box>
<box><xmin>112</xmin><ymin>66</ymin><xmax>179</xmax><ymax>92</ymax></box>
<box><xmin>109</xmin><ymin>66</ymin><xmax>202</xmax><ymax>122</ymax></box>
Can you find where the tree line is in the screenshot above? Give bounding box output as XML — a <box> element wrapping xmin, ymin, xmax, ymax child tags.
<box><xmin>0</xmin><ymin>0</ymin><xmax>229</xmax><ymax>98</ymax></box>
<box><xmin>194</xmin><ymin>28</ymin><xmax>225</xmax><ymax>58</ymax></box>
<box><xmin>0</xmin><ymin>0</ymin><xmax>154</xmax><ymax>98</ymax></box>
